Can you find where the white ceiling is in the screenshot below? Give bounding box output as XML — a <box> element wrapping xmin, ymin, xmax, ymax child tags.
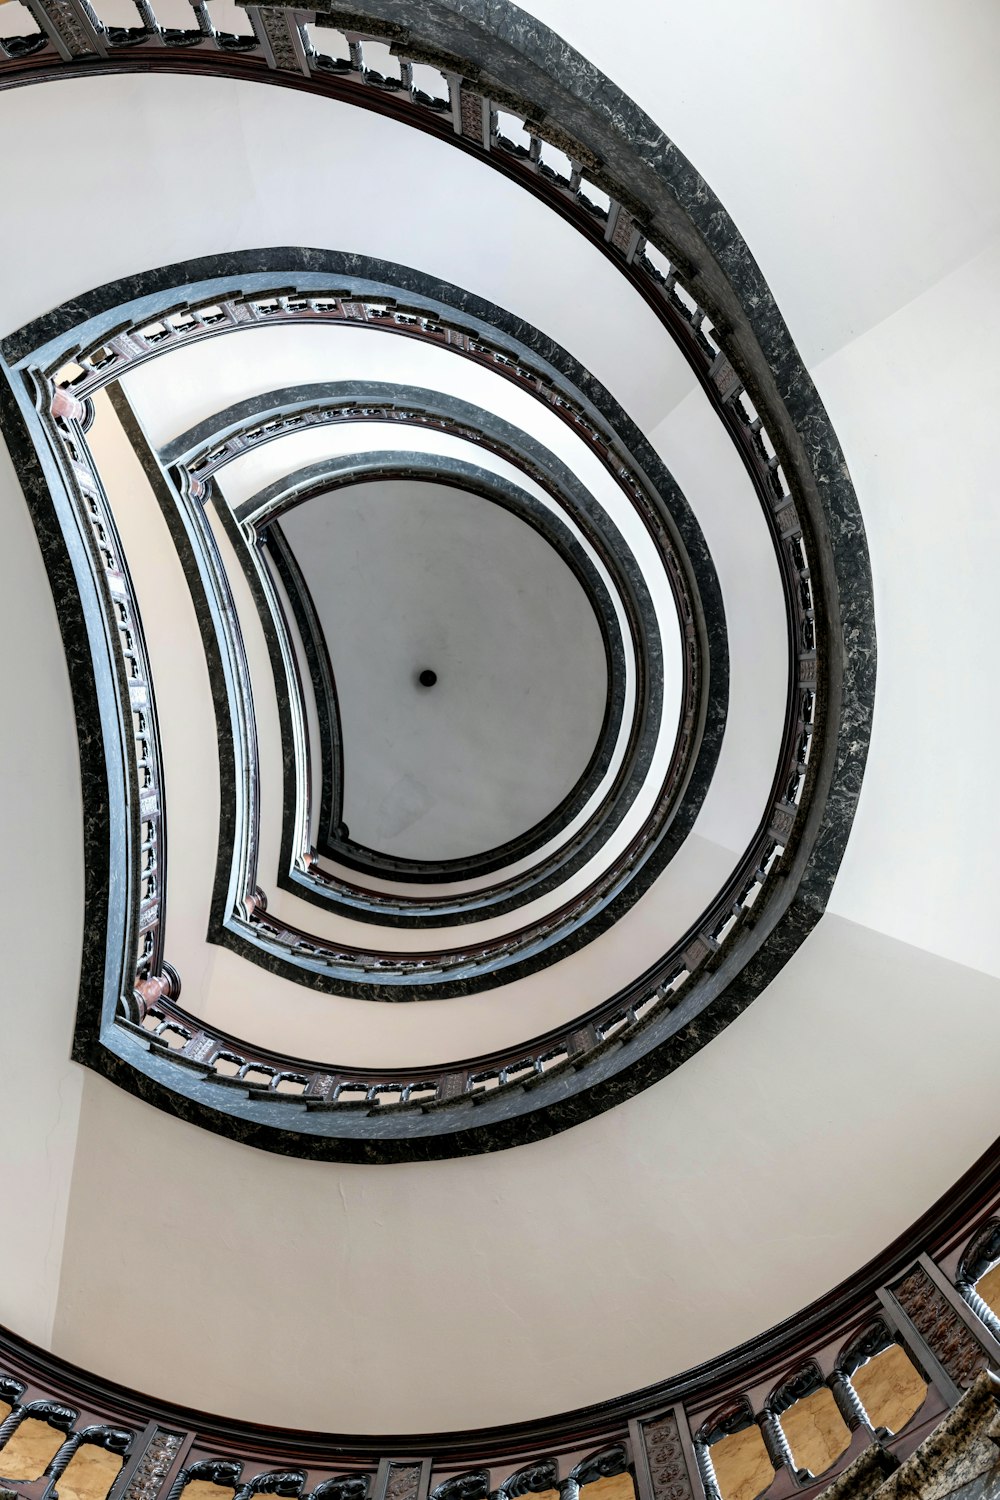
<box><xmin>280</xmin><ymin>476</ymin><xmax>609</xmax><ymax>861</ymax></box>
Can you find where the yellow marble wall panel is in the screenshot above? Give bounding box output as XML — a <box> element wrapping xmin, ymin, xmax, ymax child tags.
<box><xmin>582</xmin><ymin>1475</ymin><xmax>635</xmax><ymax>1500</ymax></box>
<box><xmin>708</xmin><ymin>1426</ymin><xmax>774</xmax><ymax>1500</ymax></box>
<box><xmin>182</xmin><ymin>1482</ymin><xmax>238</xmax><ymax>1500</ymax></box>
<box><xmin>780</xmin><ymin>1388</ymin><xmax>851</xmax><ymax>1476</ymax></box>
<box><xmin>851</xmin><ymin>1346</ymin><xmax>927</xmax><ymax>1435</ymax></box>
<box><xmin>59</xmin><ymin>1445</ymin><xmax>124</xmax><ymax>1500</ymax></box>
<box><xmin>0</xmin><ymin>1417</ymin><xmax>66</xmax><ymax>1480</ymax></box>
<box><xmin>977</xmin><ymin>1263</ymin><xmax>1000</xmax><ymax>1317</ymax></box>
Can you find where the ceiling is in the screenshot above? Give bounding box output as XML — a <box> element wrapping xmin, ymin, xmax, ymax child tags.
<box><xmin>279</xmin><ymin>475</ymin><xmax>609</xmax><ymax>861</ymax></box>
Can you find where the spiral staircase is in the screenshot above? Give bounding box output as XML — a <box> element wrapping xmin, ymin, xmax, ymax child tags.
<box><xmin>2</xmin><ymin>8</ymin><xmax>1000</xmax><ymax>1500</ymax></box>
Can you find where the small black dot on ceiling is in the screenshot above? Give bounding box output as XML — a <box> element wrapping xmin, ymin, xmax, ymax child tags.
<box><xmin>418</xmin><ymin>669</ymin><xmax>438</xmax><ymax>688</ymax></box>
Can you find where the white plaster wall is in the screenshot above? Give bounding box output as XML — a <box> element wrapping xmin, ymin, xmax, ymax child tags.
<box><xmin>53</xmin><ymin>915</ymin><xmax>1000</xmax><ymax>1431</ymax></box>
<box><xmin>0</xmin><ymin>432</ymin><xmax>84</xmax><ymax>1347</ymax></box>
<box><xmin>516</xmin><ymin>0</ymin><xmax>1000</xmax><ymax>367</ymax></box>
<box><xmin>819</xmin><ymin>236</ymin><xmax>1000</xmax><ymax>979</ymax></box>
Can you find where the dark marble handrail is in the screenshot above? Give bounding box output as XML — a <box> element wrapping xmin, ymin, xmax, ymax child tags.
<box><xmin>25</xmin><ymin>272</ymin><xmax>785</xmax><ymax>1142</ymax></box>
<box><xmin>44</xmin><ymin>272</ymin><xmax>795</xmax><ymax>1129</ymax></box>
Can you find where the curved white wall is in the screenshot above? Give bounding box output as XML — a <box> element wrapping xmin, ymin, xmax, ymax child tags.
<box><xmin>0</xmin><ymin>435</ymin><xmax>84</xmax><ymax>1349</ymax></box>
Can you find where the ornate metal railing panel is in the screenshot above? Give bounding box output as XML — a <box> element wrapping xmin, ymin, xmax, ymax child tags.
<box><xmin>5</xmin><ymin>368</ymin><xmax>180</xmax><ymax>1032</ymax></box>
<box><xmin>45</xmin><ymin>385</ymin><xmax>169</xmax><ymax>993</ymax></box>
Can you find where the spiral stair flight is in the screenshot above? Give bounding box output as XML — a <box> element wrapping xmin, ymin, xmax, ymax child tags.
<box><xmin>1</xmin><ymin>11</ymin><xmax>1000</xmax><ymax>1500</ymax></box>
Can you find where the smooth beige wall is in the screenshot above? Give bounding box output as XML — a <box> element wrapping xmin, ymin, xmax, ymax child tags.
<box><xmin>0</xmin><ymin>433</ymin><xmax>84</xmax><ymax>1346</ymax></box>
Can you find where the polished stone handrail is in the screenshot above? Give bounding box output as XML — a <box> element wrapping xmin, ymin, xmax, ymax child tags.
<box><xmin>103</xmin><ymin>290</ymin><xmax>702</xmax><ymax>995</ymax></box>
